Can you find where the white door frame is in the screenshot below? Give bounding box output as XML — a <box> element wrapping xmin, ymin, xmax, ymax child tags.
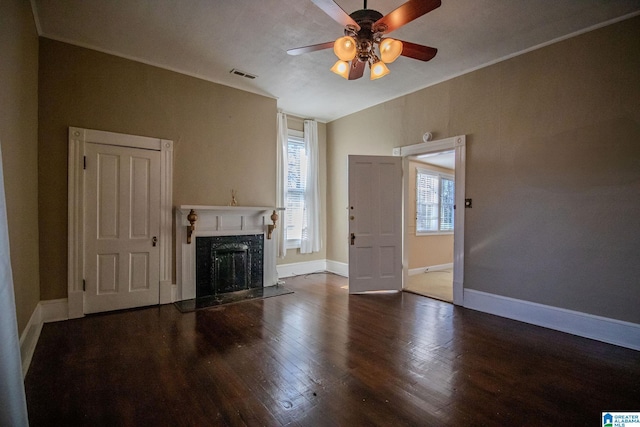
<box><xmin>393</xmin><ymin>135</ymin><xmax>466</xmax><ymax>305</ymax></box>
<box><xmin>68</xmin><ymin>127</ymin><xmax>173</xmax><ymax>318</ymax></box>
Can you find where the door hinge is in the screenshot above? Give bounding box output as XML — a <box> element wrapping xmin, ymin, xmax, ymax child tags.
<box><xmin>83</xmin><ymin>156</ymin><xmax>87</xmax><ymax>170</ymax></box>
<box><xmin>82</xmin><ymin>279</ymin><xmax>86</xmax><ymax>291</ymax></box>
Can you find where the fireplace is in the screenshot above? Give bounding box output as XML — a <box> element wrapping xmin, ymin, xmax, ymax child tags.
<box><xmin>195</xmin><ymin>234</ymin><xmax>264</xmax><ymax>297</ymax></box>
<box><xmin>176</xmin><ymin>205</ymin><xmax>280</xmax><ymax>302</ymax></box>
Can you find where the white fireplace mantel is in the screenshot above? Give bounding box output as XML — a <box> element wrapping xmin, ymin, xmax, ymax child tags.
<box><xmin>177</xmin><ymin>205</ymin><xmax>275</xmax><ymax>214</ymax></box>
<box><xmin>175</xmin><ymin>205</ymin><xmax>280</xmax><ymax>301</ymax></box>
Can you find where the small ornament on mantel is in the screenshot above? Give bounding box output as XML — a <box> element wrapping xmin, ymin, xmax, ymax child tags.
<box><xmin>229</xmin><ymin>189</ymin><xmax>238</xmax><ymax>206</ymax></box>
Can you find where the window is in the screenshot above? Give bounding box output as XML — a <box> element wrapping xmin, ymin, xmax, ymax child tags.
<box><xmin>416</xmin><ymin>167</ymin><xmax>454</xmax><ymax>234</ymax></box>
<box><xmin>286</xmin><ymin>131</ymin><xmax>307</xmax><ymax>248</ymax></box>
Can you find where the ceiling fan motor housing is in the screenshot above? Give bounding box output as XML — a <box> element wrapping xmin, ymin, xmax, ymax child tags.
<box><xmin>349</xmin><ymin>9</ymin><xmax>384</xmax><ymax>26</ymax></box>
<box><xmin>347</xmin><ymin>9</ymin><xmax>386</xmax><ymax>63</ymax></box>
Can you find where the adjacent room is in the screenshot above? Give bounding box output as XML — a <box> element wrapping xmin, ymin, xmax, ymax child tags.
<box><xmin>404</xmin><ymin>150</ymin><xmax>456</xmax><ymax>302</ymax></box>
<box><xmin>2</xmin><ymin>0</ymin><xmax>639</xmax><ymax>425</ymax></box>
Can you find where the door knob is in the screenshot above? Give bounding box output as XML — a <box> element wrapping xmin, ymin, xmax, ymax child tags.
<box><xmin>152</xmin><ymin>236</ymin><xmax>158</xmax><ymax>247</ymax></box>
<box><xmin>350</xmin><ymin>233</ymin><xmax>356</xmax><ymax>245</ymax></box>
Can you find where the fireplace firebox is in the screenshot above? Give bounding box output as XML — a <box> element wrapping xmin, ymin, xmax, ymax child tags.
<box><xmin>195</xmin><ymin>234</ymin><xmax>264</xmax><ymax>298</ymax></box>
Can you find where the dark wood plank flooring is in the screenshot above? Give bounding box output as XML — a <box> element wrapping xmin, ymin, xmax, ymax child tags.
<box><xmin>25</xmin><ymin>273</ymin><xmax>640</xmax><ymax>426</ymax></box>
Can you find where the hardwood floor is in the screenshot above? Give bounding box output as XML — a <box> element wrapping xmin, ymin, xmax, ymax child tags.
<box><xmin>25</xmin><ymin>273</ymin><xmax>640</xmax><ymax>426</ymax></box>
<box><xmin>405</xmin><ymin>269</ymin><xmax>453</xmax><ymax>302</ymax></box>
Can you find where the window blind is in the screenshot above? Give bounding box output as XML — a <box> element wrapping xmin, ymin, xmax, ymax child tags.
<box><xmin>286</xmin><ymin>136</ymin><xmax>306</xmax><ymax>245</ymax></box>
<box><xmin>416</xmin><ymin>167</ymin><xmax>454</xmax><ymax>233</ymax></box>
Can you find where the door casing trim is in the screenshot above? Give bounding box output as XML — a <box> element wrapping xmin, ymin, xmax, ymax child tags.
<box><xmin>67</xmin><ymin>127</ymin><xmax>173</xmax><ymax>318</ymax></box>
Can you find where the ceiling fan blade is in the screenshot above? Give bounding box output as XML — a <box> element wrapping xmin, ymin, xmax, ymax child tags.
<box><xmin>374</xmin><ymin>0</ymin><xmax>441</xmax><ymax>34</ymax></box>
<box><xmin>398</xmin><ymin>40</ymin><xmax>438</xmax><ymax>61</ymax></box>
<box><xmin>312</xmin><ymin>0</ymin><xmax>360</xmax><ymax>30</ymax></box>
<box><xmin>349</xmin><ymin>60</ymin><xmax>365</xmax><ymax>80</ymax></box>
<box><xmin>287</xmin><ymin>41</ymin><xmax>335</xmax><ymax>56</ymax></box>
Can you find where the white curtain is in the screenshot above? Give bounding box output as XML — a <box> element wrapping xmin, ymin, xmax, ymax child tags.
<box><xmin>0</xmin><ymin>144</ymin><xmax>29</xmax><ymax>426</ymax></box>
<box><xmin>276</xmin><ymin>112</ymin><xmax>288</xmax><ymax>258</ymax></box>
<box><xmin>300</xmin><ymin>120</ymin><xmax>321</xmax><ymax>253</ymax></box>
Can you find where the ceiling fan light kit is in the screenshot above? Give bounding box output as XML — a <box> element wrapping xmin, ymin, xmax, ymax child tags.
<box><xmin>370</xmin><ymin>60</ymin><xmax>390</xmax><ymax>80</ymax></box>
<box><xmin>380</xmin><ymin>38</ymin><xmax>403</xmax><ymax>63</ymax></box>
<box><xmin>288</xmin><ymin>0</ymin><xmax>441</xmax><ymax>81</ymax></box>
<box><xmin>330</xmin><ymin>60</ymin><xmax>351</xmax><ymax>79</ymax></box>
<box><xmin>334</xmin><ymin>36</ymin><xmax>357</xmax><ymax>61</ymax></box>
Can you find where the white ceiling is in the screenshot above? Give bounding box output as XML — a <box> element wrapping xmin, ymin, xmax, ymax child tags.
<box><xmin>414</xmin><ymin>150</ymin><xmax>455</xmax><ymax>170</ymax></box>
<box><xmin>32</xmin><ymin>0</ymin><xmax>640</xmax><ymax>122</ymax></box>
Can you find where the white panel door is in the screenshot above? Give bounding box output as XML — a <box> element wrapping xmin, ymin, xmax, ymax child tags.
<box><xmin>348</xmin><ymin>155</ymin><xmax>403</xmax><ymax>293</ymax></box>
<box><xmin>84</xmin><ymin>143</ymin><xmax>161</xmax><ymax>313</ymax></box>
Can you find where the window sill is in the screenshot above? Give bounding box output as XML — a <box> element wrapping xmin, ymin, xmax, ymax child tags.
<box><xmin>416</xmin><ymin>231</ymin><xmax>454</xmax><ymax>236</ymax></box>
<box><xmin>286</xmin><ymin>239</ymin><xmax>301</xmax><ymax>250</ymax></box>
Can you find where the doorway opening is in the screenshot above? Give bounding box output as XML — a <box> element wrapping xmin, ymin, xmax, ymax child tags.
<box><xmin>404</xmin><ymin>150</ymin><xmax>455</xmax><ymax>302</ymax></box>
<box><xmin>395</xmin><ymin>135</ymin><xmax>466</xmax><ymax>306</ymax></box>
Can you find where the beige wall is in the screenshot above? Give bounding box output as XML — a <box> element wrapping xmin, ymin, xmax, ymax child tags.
<box><xmin>327</xmin><ymin>108</ymin><xmax>404</xmax><ymax>264</ymax></box>
<box><xmin>0</xmin><ymin>0</ymin><xmax>41</xmax><ymax>333</ymax></box>
<box><xmin>276</xmin><ymin>116</ymin><xmax>327</xmax><ymax>265</ymax></box>
<box><xmin>327</xmin><ymin>17</ymin><xmax>640</xmax><ymax>323</ymax></box>
<box><xmin>39</xmin><ymin>39</ymin><xmax>278</xmax><ymax>300</ymax></box>
<box><xmin>407</xmin><ymin>160</ymin><xmax>453</xmax><ymax>269</ymax></box>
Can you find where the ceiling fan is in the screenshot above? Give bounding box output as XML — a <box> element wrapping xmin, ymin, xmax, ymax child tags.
<box><xmin>287</xmin><ymin>0</ymin><xmax>441</xmax><ymax>80</ymax></box>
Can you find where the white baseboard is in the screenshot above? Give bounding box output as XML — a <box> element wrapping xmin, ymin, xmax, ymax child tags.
<box><xmin>19</xmin><ymin>304</ymin><xmax>43</xmax><ymax>378</ymax></box>
<box><xmin>275</xmin><ymin>259</ymin><xmax>349</xmax><ymax>278</ymax></box>
<box><xmin>40</xmin><ymin>298</ymin><xmax>69</xmax><ymax>323</ymax></box>
<box><xmin>464</xmin><ymin>289</ymin><xmax>640</xmax><ymax>351</ymax></box>
<box><xmin>19</xmin><ymin>298</ymin><xmax>69</xmax><ymax>377</ymax></box>
<box><xmin>277</xmin><ymin>260</ymin><xmax>327</xmax><ymax>278</ymax></box>
<box><xmin>326</xmin><ymin>260</ymin><xmax>348</xmax><ymax>277</ymax></box>
<box><xmin>408</xmin><ymin>262</ymin><xmax>453</xmax><ymax>276</ymax></box>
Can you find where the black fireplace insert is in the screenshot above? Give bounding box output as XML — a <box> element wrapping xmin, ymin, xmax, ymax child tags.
<box><xmin>195</xmin><ymin>234</ymin><xmax>264</xmax><ymax>298</ymax></box>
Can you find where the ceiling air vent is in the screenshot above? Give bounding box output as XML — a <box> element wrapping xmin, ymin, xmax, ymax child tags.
<box><xmin>230</xmin><ymin>68</ymin><xmax>257</xmax><ymax>79</ymax></box>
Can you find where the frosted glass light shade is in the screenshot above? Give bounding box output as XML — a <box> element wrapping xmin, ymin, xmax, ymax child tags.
<box><xmin>333</xmin><ymin>36</ymin><xmax>357</xmax><ymax>61</ymax></box>
<box><xmin>331</xmin><ymin>60</ymin><xmax>350</xmax><ymax>79</ymax></box>
<box><xmin>380</xmin><ymin>38</ymin><xmax>403</xmax><ymax>63</ymax></box>
<box><xmin>370</xmin><ymin>60</ymin><xmax>390</xmax><ymax>80</ymax></box>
